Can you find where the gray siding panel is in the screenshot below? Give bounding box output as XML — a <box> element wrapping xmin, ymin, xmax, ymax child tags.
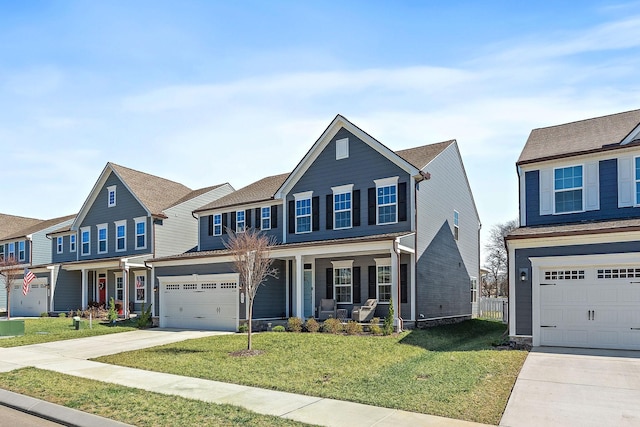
<box><xmin>287</xmin><ymin>128</ymin><xmax>412</xmax><ymax>243</ymax></box>
<box><xmin>513</xmin><ymin>240</ymin><xmax>640</xmax><ymax>335</ymax></box>
<box><xmin>52</xmin><ymin>234</ymin><xmax>78</xmax><ymax>263</ymax></box>
<box><xmin>253</xmin><ymin>259</ymin><xmax>286</xmax><ymax>319</ymax></box>
<box><xmin>53</xmin><ymin>269</ymin><xmax>82</xmax><ymax>312</ymax></box>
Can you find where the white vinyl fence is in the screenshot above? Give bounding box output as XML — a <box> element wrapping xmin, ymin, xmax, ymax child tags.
<box><xmin>479</xmin><ymin>297</ymin><xmax>508</xmax><ymax>323</ymax></box>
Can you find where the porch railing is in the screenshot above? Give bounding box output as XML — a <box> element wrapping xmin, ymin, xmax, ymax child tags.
<box><xmin>478</xmin><ymin>297</ymin><xmax>508</xmax><ymax>323</ymax></box>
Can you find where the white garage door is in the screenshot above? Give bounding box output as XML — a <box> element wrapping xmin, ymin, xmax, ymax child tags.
<box><xmin>11</xmin><ymin>278</ymin><xmax>48</xmax><ymax>317</ymax></box>
<box><xmin>539</xmin><ymin>267</ymin><xmax>640</xmax><ymax>350</ymax></box>
<box><xmin>159</xmin><ymin>274</ymin><xmax>239</xmax><ymax>331</ymax></box>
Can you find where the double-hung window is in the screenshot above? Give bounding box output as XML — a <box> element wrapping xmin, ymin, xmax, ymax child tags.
<box><xmin>115</xmin><ymin>220</ymin><xmax>126</xmax><ymax>252</ymax></box>
<box><xmin>7</xmin><ymin>243</ymin><xmax>15</xmax><ymax>260</ymax></box>
<box><xmin>70</xmin><ymin>234</ymin><xmax>76</xmax><ymax>252</ymax></box>
<box><xmin>332</xmin><ymin>260</ymin><xmax>353</xmax><ymax>304</ymax></box>
<box><xmin>18</xmin><ymin>241</ymin><xmax>25</xmax><ymax>261</ymax></box>
<box><xmin>295</xmin><ymin>191</ymin><xmax>313</xmax><ymax>234</ymax></box>
<box><xmin>332</xmin><ymin>184</ymin><xmax>353</xmax><ymax>229</ymax></box>
<box><xmin>236</xmin><ymin>210</ymin><xmax>245</xmax><ymax>233</ymax></box>
<box><xmin>107</xmin><ymin>185</ymin><xmax>116</xmax><ymax>207</ymax></box>
<box><xmin>81</xmin><ymin>227</ymin><xmax>90</xmax><ymax>256</ymax></box>
<box><xmin>261</xmin><ymin>207</ymin><xmax>271</xmax><ymax>230</ymax></box>
<box><xmin>0</xmin><ymin>245</ymin><xmax>4</xmax><ymax>261</ymax></box>
<box><xmin>134</xmin><ymin>272</ymin><xmax>146</xmax><ymax>303</ymax></box>
<box><xmin>554</xmin><ymin>165</ymin><xmax>583</xmax><ymax>213</ymax></box>
<box><xmin>115</xmin><ymin>272</ymin><xmax>124</xmax><ymax>301</ymax></box>
<box><xmin>57</xmin><ymin>237</ymin><xmax>63</xmax><ymax>254</ymax></box>
<box><xmin>134</xmin><ymin>217</ymin><xmax>146</xmax><ymax>250</ymax></box>
<box><xmin>453</xmin><ymin>210</ymin><xmax>459</xmax><ymax>241</ymax></box>
<box><xmin>375</xmin><ymin>258</ymin><xmax>392</xmax><ymax>303</ymax></box>
<box><xmin>213</xmin><ymin>213</ymin><xmax>222</xmax><ymax>236</ymax></box>
<box><xmin>97</xmin><ymin>224</ymin><xmax>108</xmax><ymax>254</ymax></box>
<box><xmin>375</xmin><ymin>177</ymin><xmax>398</xmax><ymax>224</ymax></box>
<box><xmin>635</xmin><ymin>157</ymin><xmax>640</xmax><ymax>204</ymax></box>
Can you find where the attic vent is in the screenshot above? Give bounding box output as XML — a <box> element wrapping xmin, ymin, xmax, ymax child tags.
<box><xmin>336</xmin><ymin>138</ymin><xmax>349</xmax><ymax>160</ymax></box>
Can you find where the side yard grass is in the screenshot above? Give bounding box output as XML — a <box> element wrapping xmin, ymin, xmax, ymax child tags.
<box><xmin>0</xmin><ymin>367</ymin><xmax>314</xmax><ymax>427</ymax></box>
<box><xmin>0</xmin><ymin>317</ymin><xmax>137</xmax><ymax>347</ymax></box>
<box><xmin>95</xmin><ymin>320</ymin><xmax>526</xmax><ymax>425</ymax></box>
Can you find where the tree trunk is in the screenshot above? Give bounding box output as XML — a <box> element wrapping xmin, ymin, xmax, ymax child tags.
<box><xmin>247</xmin><ymin>298</ymin><xmax>253</xmax><ymax>350</ymax></box>
<box><xmin>6</xmin><ymin>286</ymin><xmax>10</xmax><ymax>320</ymax></box>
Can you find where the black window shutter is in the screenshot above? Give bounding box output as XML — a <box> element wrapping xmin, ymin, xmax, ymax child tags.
<box><xmin>271</xmin><ymin>205</ymin><xmax>278</xmax><ymax>228</ymax></box>
<box><xmin>368</xmin><ymin>187</ymin><xmax>376</xmax><ymax>225</ymax></box>
<box><xmin>400</xmin><ymin>263</ymin><xmax>408</xmax><ymax>303</ymax></box>
<box><xmin>288</xmin><ymin>200</ymin><xmax>295</xmax><ymax>234</ymax></box>
<box><xmin>231</xmin><ymin>211</ymin><xmax>236</xmax><ymax>232</ymax></box>
<box><xmin>326</xmin><ymin>194</ymin><xmax>333</xmax><ymax>230</ymax></box>
<box><xmin>368</xmin><ymin>266</ymin><xmax>376</xmax><ymax>299</ymax></box>
<box><xmin>398</xmin><ymin>182</ymin><xmax>407</xmax><ymax>222</ymax></box>
<box><xmin>208</xmin><ymin>215</ymin><xmax>213</xmax><ymax>236</ymax></box>
<box><xmin>353</xmin><ymin>266</ymin><xmax>361</xmax><ymax>304</ymax></box>
<box><xmin>326</xmin><ymin>268</ymin><xmax>333</xmax><ymax>299</ymax></box>
<box><xmin>222</xmin><ymin>213</ymin><xmax>228</xmax><ymax>234</ymax></box>
<box><xmin>312</xmin><ymin>196</ymin><xmax>320</xmax><ymax>231</ymax></box>
<box><xmin>255</xmin><ymin>208</ymin><xmax>261</xmax><ymax>229</ymax></box>
<box><xmin>246</xmin><ymin>209</ymin><xmax>252</xmax><ymax>228</ymax></box>
<box><xmin>353</xmin><ymin>189</ymin><xmax>361</xmax><ymax>227</ymax></box>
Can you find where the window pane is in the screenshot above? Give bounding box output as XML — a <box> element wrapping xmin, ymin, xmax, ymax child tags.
<box><xmin>555</xmin><ymin>189</ymin><xmax>583</xmax><ymax>213</ymax></box>
<box><xmin>378</xmin><ymin>205</ymin><xmax>396</xmax><ymax>224</ymax></box>
<box><xmin>636</xmin><ymin>158</ymin><xmax>640</xmax><ymax>180</ymax></box>
<box><xmin>297</xmin><ymin>216</ymin><xmax>310</xmax><ymax>233</ymax></box>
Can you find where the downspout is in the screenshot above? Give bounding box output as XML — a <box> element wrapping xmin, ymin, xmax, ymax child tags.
<box><xmin>27</xmin><ymin>235</ymin><xmax>33</xmax><ymax>266</ymax></box>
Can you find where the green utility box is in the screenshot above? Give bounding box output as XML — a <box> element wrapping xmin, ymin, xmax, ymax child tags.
<box><xmin>0</xmin><ymin>320</ymin><xmax>25</xmax><ymax>336</ymax></box>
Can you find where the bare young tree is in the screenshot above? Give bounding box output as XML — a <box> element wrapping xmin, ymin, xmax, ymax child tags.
<box><xmin>224</xmin><ymin>227</ymin><xmax>278</xmax><ymax>351</ymax></box>
<box><xmin>0</xmin><ymin>257</ymin><xmax>21</xmax><ymax>320</ymax></box>
<box><xmin>484</xmin><ymin>219</ymin><xmax>518</xmax><ymax>298</ymax></box>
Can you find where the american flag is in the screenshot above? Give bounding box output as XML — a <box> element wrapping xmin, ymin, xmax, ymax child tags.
<box><xmin>23</xmin><ymin>268</ymin><xmax>35</xmax><ymax>296</ymax></box>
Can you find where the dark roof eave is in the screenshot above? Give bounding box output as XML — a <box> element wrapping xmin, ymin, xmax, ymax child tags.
<box><xmin>506</xmin><ymin>225</ymin><xmax>640</xmax><ymax>241</ymax></box>
<box><xmin>517</xmin><ymin>139</ymin><xmax>640</xmax><ymax>166</ymax></box>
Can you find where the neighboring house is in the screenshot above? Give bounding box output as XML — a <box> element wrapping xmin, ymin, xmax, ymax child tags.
<box><xmin>41</xmin><ymin>162</ymin><xmax>234</xmax><ymax>317</ymax></box>
<box><xmin>149</xmin><ymin>115</ymin><xmax>480</xmax><ymax>331</ymax></box>
<box><xmin>506</xmin><ymin>108</ymin><xmax>640</xmax><ymax>350</ymax></box>
<box><xmin>0</xmin><ymin>214</ymin><xmax>75</xmax><ymax>315</ymax></box>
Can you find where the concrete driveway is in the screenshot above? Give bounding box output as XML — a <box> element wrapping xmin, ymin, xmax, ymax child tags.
<box><xmin>500</xmin><ymin>347</ymin><xmax>640</xmax><ymax>427</ymax></box>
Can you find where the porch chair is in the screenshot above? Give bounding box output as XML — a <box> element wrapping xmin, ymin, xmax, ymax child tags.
<box><xmin>351</xmin><ymin>299</ymin><xmax>378</xmax><ymax>322</ymax></box>
<box><xmin>317</xmin><ymin>298</ymin><xmax>337</xmax><ymax>320</ymax></box>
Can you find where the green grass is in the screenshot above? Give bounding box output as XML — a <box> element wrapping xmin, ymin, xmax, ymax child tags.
<box><xmin>95</xmin><ymin>320</ymin><xmax>526</xmax><ymax>425</ymax></box>
<box><xmin>0</xmin><ymin>317</ymin><xmax>137</xmax><ymax>347</ymax></box>
<box><xmin>0</xmin><ymin>368</ymin><xmax>314</xmax><ymax>427</ymax></box>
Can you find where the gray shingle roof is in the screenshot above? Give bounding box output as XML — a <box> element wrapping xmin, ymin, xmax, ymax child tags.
<box><xmin>2</xmin><ymin>214</ymin><xmax>76</xmax><ymax>241</ymax></box>
<box><xmin>507</xmin><ymin>218</ymin><xmax>640</xmax><ymax>240</ymax></box>
<box><xmin>195</xmin><ymin>173</ymin><xmax>289</xmax><ymax>212</ymax></box>
<box><xmin>0</xmin><ymin>214</ymin><xmax>43</xmax><ymax>240</ymax></box>
<box><xmin>396</xmin><ymin>140</ymin><xmax>454</xmax><ymax>169</ymax></box>
<box><xmin>518</xmin><ymin>109</ymin><xmax>640</xmax><ymax>164</ymax></box>
<box><xmin>167</xmin><ymin>184</ymin><xmax>230</xmax><ymax>210</ymax></box>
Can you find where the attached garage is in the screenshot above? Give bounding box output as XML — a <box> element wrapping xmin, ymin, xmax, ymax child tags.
<box><xmin>11</xmin><ymin>277</ymin><xmax>48</xmax><ymax>317</ymax></box>
<box><xmin>532</xmin><ymin>254</ymin><xmax>640</xmax><ymax>350</ymax></box>
<box><xmin>158</xmin><ymin>273</ymin><xmax>239</xmax><ymax>331</ymax></box>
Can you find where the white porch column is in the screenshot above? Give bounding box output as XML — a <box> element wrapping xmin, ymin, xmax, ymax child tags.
<box><xmin>295</xmin><ymin>254</ymin><xmax>304</xmax><ymax>318</ymax></box>
<box><xmin>151</xmin><ymin>265</ymin><xmax>156</xmax><ymax>317</ymax></box>
<box><xmin>410</xmin><ymin>252</ymin><xmax>416</xmax><ymax>322</ymax></box>
<box><xmin>391</xmin><ymin>249</ymin><xmax>400</xmax><ymax>329</ymax></box>
<box><xmin>81</xmin><ymin>268</ymin><xmax>88</xmax><ymax>309</ymax></box>
<box><xmin>47</xmin><ymin>265</ymin><xmax>55</xmax><ymax>312</ymax></box>
<box><xmin>123</xmin><ymin>266</ymin><xmax>129</xmax><ymax>318</ymax></box>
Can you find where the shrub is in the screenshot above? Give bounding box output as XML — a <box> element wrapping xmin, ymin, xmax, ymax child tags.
<box><xmin>305</xmin><ymin>317</ymin><xmax>319</xmax><ymax>333</ymax></box>
<box><xmin>238</xmin><ymin>323</ymin><xmax>248</xmax><ymax>333</ymax></box>
<box><xmin>272</xmin><ymin>325</ymin><xmax>286</xmax><ymax>332</ymax></box>
<box><xmin>40</xmin><ymin>312</ymin><xmax>49</xmax><ymax>317</ymax></box>
<box><xmin>370</xmin><ymin>317</ymin><xmax>382</xmax><ymax>335</ymax></box>
<box><xmin>58</xmin><ymin>312</ymin><xmax>66</xmax><ymax>318</ymax></box>
<box><xmin>107</xmin><ymin>298</ymin><xmax>118</xmax><ymax>324</ymax></box>
<box><xmin>383</xmin><ymin>297</ymin><xmax>394</xmax><ymax>336</ymax></box>
<box><xmin>344</xmin><ymin>320</ymin><xmax>362</xmax><ymax>335</ymax></box>
<box><xmin>137</xmin><ymin>304</ymin><xmax>152</xmax><ymax>328</ymax></box>
<box><xmin>322</xmin><ymin>318</ymin><xmax>343</xmax><ymax>334</ymax></box>
<box><xmin>287</xmin><ymin>317</ymin><xmax>303</xmax><ymax>332</ymax></box>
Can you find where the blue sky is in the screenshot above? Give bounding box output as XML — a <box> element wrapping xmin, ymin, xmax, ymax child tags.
<box><xmin>2</xmin><ymin>1</ymin><xmax>640</xmax><ymax>260</ymax></box>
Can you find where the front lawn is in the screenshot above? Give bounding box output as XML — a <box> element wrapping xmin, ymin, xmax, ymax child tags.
<box><xmin>95</xmin><ymin>320</ymin><xmax>526</xmax><ymax>425</ymax></box>
<box><xmin>0</xmin><ymin>317</ymin><xmax>137</xmax><ymax>347</ymax></box>
<box><xmin>0</xmin><ymin>368</ymin><xmax>314</xmax><ymax>427</ymax></box>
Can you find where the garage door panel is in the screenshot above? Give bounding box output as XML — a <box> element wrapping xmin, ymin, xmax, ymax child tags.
<box><xmin>619</xmin><ymin>288</ymin><xmax>640</xmax><ymax>303</ymax></box>
<box><xmin>621</xmin><ymin>331</ymin><xmax>640</xmax><ymax>348</ymax></box>
<box><xmin>11</xmin><ymin>282</ymin><xmax>48</xmax><ymax>317</ymax></box>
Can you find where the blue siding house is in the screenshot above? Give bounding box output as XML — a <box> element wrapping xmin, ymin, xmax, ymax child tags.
<box><xmin>150</xmin><ymin>115</ymin><xmax>480</xmax><ymax>331</ymax></box>
<box><xmin>506</xmin><ymin>108</ymin><xmax>640</xmax><ymax>350</ymax></box>
<box><xmin>44</xmin><ymin>163</ymin><xmax>234</xmax><ymax>316</ymax></box>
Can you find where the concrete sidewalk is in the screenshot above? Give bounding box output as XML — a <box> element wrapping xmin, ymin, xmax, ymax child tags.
<box><xmin>0</xmin><ymin>329</ymin><xmax>492</xmax><ymax>427</ymax></box>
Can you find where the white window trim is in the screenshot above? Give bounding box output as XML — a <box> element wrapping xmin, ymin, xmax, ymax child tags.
<box><xmin>553</xmin><ymin>164</ymin><xmax>585</xmax><ymax>214</ymax></box>
<box><xmin>336</xmin><ymin>137</ymin><xmax>349</xmax><ymax>160</ymax></box>
<box><xmin>57</xmin><ymin>237</ymin><xmax>63</xmax><ymax>254</ymax></box>
<box><xmin>97</xmin><ymin>223</ymin><xmax>108</xmax><ymax>254</ymax></box>
<box><xmin>375</xmin><ymin>258</ymin><xmax>392</xmax><ymax>304</ymax></box>
<box><xmin>70</xmin><ymin>234</ymin><xmax>76</xmax><ymax>252</ymax></box>
<box><xmin>134</xmin><ymin>270</ymin><xmax>146</xmax><ymax>303</ymax></box>
<box><xmin>107</xmin><ymin>185</ymin><xmax>116</xmax><ymax>208</ymax></box>
<box><xmin>453</xmin><ymin>210</ymin><xmax>459</xmax><ymax>241</ymax></box>
<box><xmin>213</xmin><ymin>213</ymin><xmax>222</xmax><ymax>236</ymax></box>
<box><xmin>332</xmin><ymin>184</ymin><xmax>354</xmax><ymax>230</ymax></box>
<box><xmin>80</xmin><ymin>227</ymin><xmax>91</xmax><ymax>256</ymax></box>
<box><xmin>18</xmin><ymin>240</ymin><xmax>25</xmax><ymax>261</ymax></box>
<box><xmin>134</xmin><ymin>217</ymin><xmax>147</xmax><ymax>250</ymax></box>
<box><xmin>0</xmin><ymin>245</ymin><xmax>4</xmax><ymax>261</ymax></box>
<box><xmin>7</xmin><ymin>242</ymin><xmax>14</xmax><ymax>260</ymax></box>
<box><xmin>294</xmin><ymin>191</ymin><xmax>313</xmax><ymax>234</ymax></box>
<box><xmin>115</xmin><ymin>220</ymin><xmax>127</xmax><ymax>253</ymax></box>
<box><xmin>635</xmin><ymin>156</ymin><xmax>640</xmax><ymax>206</ymax></box>
<box><xmin>114</xmin><ymin>271</ymin><xmax>124</xmax><ymax>301</ymax></box>
<box><xmin>331</xmin><ymin>260</ymin><xmax>353</xmax><ymax>304</ymax></box>
<box><xmin>374</xmin><ymin>176</ymin><xmax>399</xmax><ymax>225</ymax></box>
<box><xmin>236</xmin><ymin>210</ymin><xmax>246</xmax><ymax>233</ymax></box>
<box><xmin>261</xmin><ymin>207</ymin><xmax>271</xmax><ymax>230</ymax></box>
